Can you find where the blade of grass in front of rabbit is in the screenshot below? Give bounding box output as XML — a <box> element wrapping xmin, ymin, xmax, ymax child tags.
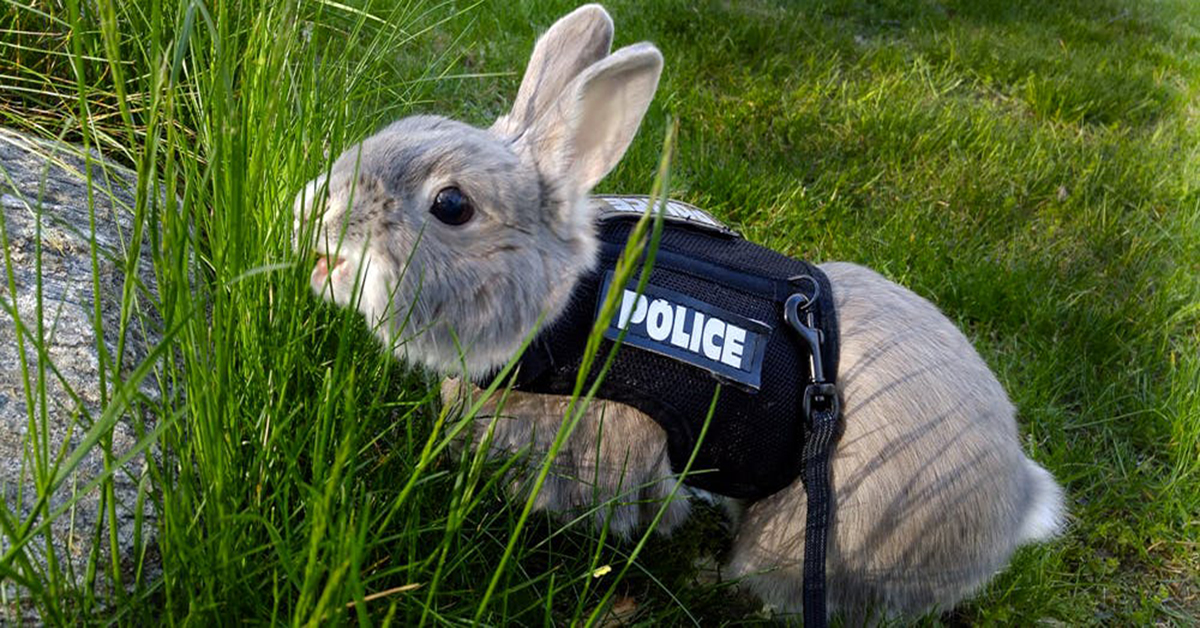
<box><xmin>582</xmin><ymin>386</ymin><xmax>721</xmax><ymax>628</ymax></box>
<box><xmin>373</xmin><ymin>308</ymin><xmax>548</xmax><ymax>537</ymax></box>
<box><xmin>583</xmin><ymin>379</ymin><xmax>720</xmax><ymax>628</ymax></box>
<box><xmin>568</xmin><ymin>402</ymin><xmax>635</xmax><ymax>624</ymax></box>
<box><xmin>418</xmin><ymin>326</ymin><xmax>525</xmax><ymax>625</ymax></box>
<box><xmin>473</xmin><ymin>120</ymin><xmax>677</xmax><ymax>623</ymax></box>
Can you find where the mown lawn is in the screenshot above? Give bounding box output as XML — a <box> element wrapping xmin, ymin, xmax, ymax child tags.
<box><xmin>1</xmin><ymin>0</ymin><xmax>1197</xmax><ymax>624</ymax></box>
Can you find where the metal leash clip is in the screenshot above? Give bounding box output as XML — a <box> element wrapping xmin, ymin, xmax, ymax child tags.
<box><xmin>783</xmin><ymin>278</ymin><xmax>840</xmax><ymax>420</ymax></box>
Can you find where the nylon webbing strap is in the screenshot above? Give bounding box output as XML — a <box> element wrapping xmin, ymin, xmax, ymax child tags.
<box><xmin>801</xmin><ymin>401</ymin><xmax>839</xmax><ymax>627</ymax></box>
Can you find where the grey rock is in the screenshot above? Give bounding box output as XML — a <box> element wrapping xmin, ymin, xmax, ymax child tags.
<box><xmin>0</xmin><ymin>128</ymin><xmax>161</xmax><ymax>623</ymax></box>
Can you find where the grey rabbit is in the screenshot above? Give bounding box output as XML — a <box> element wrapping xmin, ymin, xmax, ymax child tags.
<box><xmin>292</xmin><ymin>4</ymin><xmax>1065</xmax><ymax>623</ymax></box>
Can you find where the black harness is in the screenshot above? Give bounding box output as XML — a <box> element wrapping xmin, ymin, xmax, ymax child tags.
<box><xmin>497</xmin><ymin>196</ymin><xmax>843</xmax><ymax>625</ymax></box>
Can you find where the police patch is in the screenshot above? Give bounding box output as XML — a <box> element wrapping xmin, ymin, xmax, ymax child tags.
<box><xmin>597</xmin><ymin>271</ymin><xmax>771</xmax><ymax>390</ymax></box>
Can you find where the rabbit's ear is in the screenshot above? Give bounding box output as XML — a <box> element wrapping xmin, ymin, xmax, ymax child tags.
<box><xmin>526</xmin><ymin>43</ymin><xmax>663</xmax><ymax>199</ymax></box>
<box><xmin>491</xmin><ymin>4</ymin><xmax>614</xmax><ymax>138</ymax></box>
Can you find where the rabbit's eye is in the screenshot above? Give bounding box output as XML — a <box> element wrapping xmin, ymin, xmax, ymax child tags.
<box><xmin>430</xmin><ymin>186</ymin><xmax>474</xmax><ymax>226</ymax></box>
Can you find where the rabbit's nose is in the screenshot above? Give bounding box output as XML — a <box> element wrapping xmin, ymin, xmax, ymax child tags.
<box><xmin>314</xmin><ymin>253</ymin><xmax>345</xmax><ymax>274</ymax></box>
<box><xmin>310</xmin><ymin>253</ymin><xmax>347</xmax><ymax>291</ymax></box>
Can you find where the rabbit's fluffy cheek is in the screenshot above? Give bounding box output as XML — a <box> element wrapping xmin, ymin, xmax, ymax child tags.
<box><xmin>354</xmin><ymin>253</ymin><xmax>402</xmax><ymax>331</ymax></box>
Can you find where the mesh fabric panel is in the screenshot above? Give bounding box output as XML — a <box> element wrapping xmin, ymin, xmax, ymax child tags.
<box><xmin>511</xmin><ymin>217</ymin><xmax>837</xmax><ymax>499</ymax></box>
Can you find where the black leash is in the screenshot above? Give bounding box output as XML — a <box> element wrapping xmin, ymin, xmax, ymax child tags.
<box><xmin>785</xmin><ymin>285</ymin><xmax>842</xmax><ymax>628</ymax></box>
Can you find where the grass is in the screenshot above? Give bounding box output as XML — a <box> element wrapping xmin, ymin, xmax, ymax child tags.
<box><xmin>1</xmin><ymin>0</ymin><xmax>1198</xmax><ymax>624</ymax></box>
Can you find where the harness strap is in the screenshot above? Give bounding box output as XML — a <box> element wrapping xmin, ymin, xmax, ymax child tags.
<box><xmin>801</xmin><ymin>388</ymin><xmax>839</xmax><ymax>627</ymax></box>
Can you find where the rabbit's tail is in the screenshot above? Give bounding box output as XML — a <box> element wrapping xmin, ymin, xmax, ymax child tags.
<box><xmin>1018</xmin><ymin>459</ymin><xmax>1066</xmax><ymax>544</ymax></box>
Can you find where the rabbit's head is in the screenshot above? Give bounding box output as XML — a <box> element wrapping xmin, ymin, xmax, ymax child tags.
<box><xmin>293</xmin><ymin>4</ymin><xmax>662</xmax><ymax>377</ymax></box>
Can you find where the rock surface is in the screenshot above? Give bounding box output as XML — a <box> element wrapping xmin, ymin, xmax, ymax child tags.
<box><xmin>0</xmin><ymin>127</ymin><xmax>160</xmax><ymax>622</ymax></box>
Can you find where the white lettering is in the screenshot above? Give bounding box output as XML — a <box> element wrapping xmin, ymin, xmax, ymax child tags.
<box><xmin>670</xmin><ymin>305</ymin><xmax>691</xmax><ymax>348</ymax></box>
<box><xmin>701</xmin><ymin>317</ymin><xmax>725</xmax><ymax>360</ymax></box>
<box><xmin>618</xmin><ymin>290</ymin><xmax>636</xmax><ymax>329</ymax></box>
<box><xmin>631</xmin><ymin>292</ymin><xmax>649</xmax><ymax>326</ymax></box>
<box><xmin>646</xmin><ymin>299</ymin><xmax>672</xmax><ymax>341</ymax></box>
<box><xmin>608</xmin><ymin>282</ymin><xmax>756</xmax><ymax>375</ymax></box>
<box><xmin>720</xmin><ymin>325</ymin><xmax>747</xmax><ymax>368</ymax></box>
<box><xmin>689</xmin><ymin>312</ymin><xmax>705</xmax><ymax>352</ymax></box>
<box><xmin>618</xmin><ymin>289</ymin><xmax>647</xmax><ymax>329</ymax></box>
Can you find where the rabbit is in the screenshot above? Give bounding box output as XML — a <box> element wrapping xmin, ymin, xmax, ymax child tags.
<box><xmin>292</xmin><ymin>4</ymin><xmax>1066</xmax><ymax>623</ymax></box>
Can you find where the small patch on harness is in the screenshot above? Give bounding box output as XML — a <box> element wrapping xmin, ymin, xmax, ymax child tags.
<box><xmin>592</xmin><ymin>195</ymin><xmax>742</xmax><ymax>238</ymax></box>
<box><xmin>596</xmin><ymin>271</ymin><xmax>771</xmax><ymax>390</ymax></box>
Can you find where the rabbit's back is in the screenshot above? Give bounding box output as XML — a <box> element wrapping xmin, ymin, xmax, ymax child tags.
<box><xmin>728</xmin><ymin>261</ymin><xmax>1062</xmax><ymax>620</ymax></box>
